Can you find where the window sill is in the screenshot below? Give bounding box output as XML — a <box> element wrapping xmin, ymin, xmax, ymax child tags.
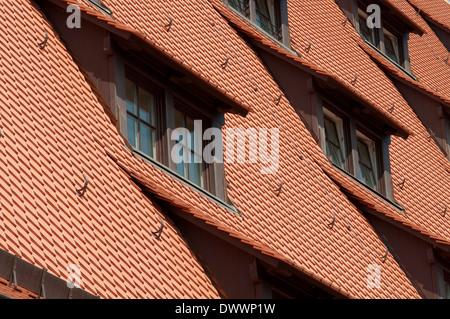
<box><xmin>364</xmin><ymin>40</ymin><xmax>418</xmax><ymax>81</ymax></box>
<box><xmin>131</xmin><ymin>148</ymin><xmax>241</xmax><ymax>216</ymax></box>
<box><xmin>331</xmin><ymin>163</ymin><xmax>406</xmax><ymax>214</ymax></box>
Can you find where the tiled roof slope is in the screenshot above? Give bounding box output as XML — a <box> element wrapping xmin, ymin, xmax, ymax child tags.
<box><xmin>0</xmin><ymin>277</ymin><xmax>36</xmax><ymax>299</ymax></box>
<box><xmin>73</xmin><ymin>0</ymin><xmax>426</xmax><ymax>298</ymax></box>
<box><xmin>210</xmin><ymin>0</ymin><xmax>414</xmax><ymax>136</ymax></box>
<box><xmin>407</xmin><ymin>0</ymin><xmax>450</xmax><ymax>30</ymax></box>
<box><xmin>212</xmin><ymin>0</ymin><xmax>450</xmax><ymax>245</ymax></box>
<box><xmin>381</xmin><ymin>0</ymin><xmax>450</xmax><ymax>101</ymax></box>
<box><xmin>0</xmin><ymin>0</ymin><xmax>220</xmax><ymax>299</ymax></box>
<box><xmin>284</xmin><ymin>0</ymin><xmax>450</xmax><ymax>242</ymax></box>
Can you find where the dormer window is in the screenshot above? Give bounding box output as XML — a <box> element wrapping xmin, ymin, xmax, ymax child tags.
<box><xmin>225</xmin><ymin>0</ymin><xmax>289</xmax><ymax>46</ymax></box>
<box><xmin>356</xmin><ymin>131</ymin><xmax>379</xmax><ymax>191</ymax></box>
<box><xmin>319</xmin><ymin>96</ymin><xmax>392</xmax><ymax>198</ymax></box>
<box><xmin>352</xmin><ymin>0</ymin><xmax>419</xmax><ymax>74</ymax></box>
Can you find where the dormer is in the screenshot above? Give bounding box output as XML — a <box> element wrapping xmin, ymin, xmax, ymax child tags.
<box><xmin>224</xmin><ymin>0</ymin><xmax>291</xmax><ymax>46</ymax></box>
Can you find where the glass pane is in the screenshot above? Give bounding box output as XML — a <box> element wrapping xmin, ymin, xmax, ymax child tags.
<box><xmin>357</xmin><ymin>139</ymin><xmax>376</xmax><ymax>189</ymax></box>
<box><xmin>140</xmin><ymin>123</ymin><xmax>155</xmax><ymax>159</ymax></box>
<box><xmin>256</xmin><ymin>0</ymin><xmax>275</xmax><ymax>36</ymax></box>
<box><xmin>138</xmin><ymin>87</ymin><xmax>155</xmax><ymax>125</ymax></box>
<box><xmin>385</xmin><ymin>35</ymin><xmax>398</xmax><ymax>63</ymax></box>
<box><xmin>189</xmin><ymin>153</ymin><xmax>203</xmax><ymax>187</ymax></box>
<box><xmin>126</xmin><ymin>80</ymin><xmax>137</xmax><ymax>115</ymax></box>
<box><xmin>359</xmin><ymin>16</ymin><xmax>375</xmax><ymax>46</ymax></box>
<box><xmin>324</xmin><ymin>117</ymin><xmax>345</xmax><ymax>169</ymax></box>
<box><xmin>229</xmin><ymin>0</ymin><xmax>250</xmax><ymax>17</ymax></box>
<box><xmin>127</xmin><ymin>115</ymin><xmax>138</xmax><ymax>149</ymax></box>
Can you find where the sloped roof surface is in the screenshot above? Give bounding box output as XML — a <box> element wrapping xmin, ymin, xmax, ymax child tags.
<box><xmin>1</xmin><ymin>0</ymin><xmax>448</xmax><ymax>299</ymax></box>
<box><xmin>80</xmin><ymin>0</ymin><xmax>423</xmax><ymax>298</ymax></box>
<box><xmin>407</xmin><ymin>0</ymin><xmax>450</xmax><ymax>30</ymax></box>
<box><xmin>0</xmin><ymin>0</ymin><xmax>219</xmax><ymax>299</ymax></box>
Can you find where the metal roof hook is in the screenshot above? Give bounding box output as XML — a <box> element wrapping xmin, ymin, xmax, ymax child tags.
<box><xmin>164</xmin><ymin>14</ymin><xmax>173</xmax><ymax>32</ymax></box>
<box><xmin>75</xmin><ymin>173</ymin><xmax>89</xmax><ymax>197</ymax></box>
<box><xmin>38</xmin><ymin>30</ymin><xmax>49</xmax><ymax>50</ymax></box>
<box><xmin>274</xmin><ymin>90</ymin><xmax>283</xmax><ymax>105</ymax></box>
<box><xmin>151</xmin><ymin>216</ymin><xmax>165</xmax><ymax>239</ymax></box>
<box><xmin>267</xmin><ymin>177</ymin><xmax>283</xmax><ymax>197</ymax></box>
<box><xmin>436</xmin><ymin>203</ymin><xmax>447</xmax><ymax>217</ymax></box>
<box><xmin>221</xmin><ymin>54</ymin><xmax>229</xmax><ymax>69</ymax></box>
<box><xmin>381</xmin><ymin>245</ymin><xmax>388</xmax><ymax>263</ymax></box>
<box><xmin>342</xmin><ymin>17</ymin><xmax>348</xmax><ymax>27</ymax></box>
<box><xmin>305</xmin><ymin>39</ymin><xmax>312</xmax><ymax>53</ymax></box>
<box><xmin>388</xmin><ymin>102</ymin><xmax>395</xmax><ymax>113</ymax></box>
<box><xmin>351</xmin><ymin>73</ymin><xmax>358</xmax><ymax>86</ymax></box>
<box><xmin>327</xmin><ymin>211</ymin><xmax>336</xmax><ymax>229</ymax></box>
<box><xmin>397</xmin><ymin>175</ymin><xmax>406</xmax><ymax>190</ymax></box>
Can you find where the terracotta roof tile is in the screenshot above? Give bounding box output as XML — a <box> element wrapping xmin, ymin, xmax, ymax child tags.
<box><xmin>407</xmin><ymin>0</ymin><xmax>450</xmax><ymax>30</ymax></box>
<box><xmin>77</xmin><ymin>0</ymin><xmax>423</xmax><ymax>298</ymax></box>
<box><xmin>0</xmin><ymin>0</ymin><xmax>220</xmax><ymax>299</ymax></box>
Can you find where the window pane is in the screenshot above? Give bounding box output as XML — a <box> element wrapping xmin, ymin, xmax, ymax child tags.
<box><xmin>359</xmin><ymin>16</ymin><xmax>375</xmax><ymax>46</ymax></box>
<box><xmin>384</xmin><ymin>34</ymin><xmax>398</xmax><ymax>63</ymax></box>
<box><xmin>126</xmin><ymin>80</ymin><xmax>137</xmax><ymax>115</ymax></box>
<box><xmin>127</xmin><ymin>114</ymin><xmax>138</xmax><ymax>149</ymax></box>
<box><xmin>138</xmin><ymin>87</ymin><xmax>155</xmax><ymax>125</ymax></box>
<box><xmin>140</xmin><ymin>123</ymin><xmax>155</xmax><ymax>159</ymax></box>
<box><xmin>357</xmin><ymin>139</ymin><xmax>376</xmax><ymax>189</ymax></box>
<box><xmin>189</xmin><ymin>153</ymin><xmax>203</xmax><ymax>187</ymax></box>
<box><xmin>324</xmin><ymin>117</ymin><xmax>345</xmax><ymax>169</ymax></box>
<box><xmin>256</xmin><ymin>0</ymin><xmax>276</xmax><ymax>36</ymax></box>
<box><xmin>229</xmin><ymin>0</ymin><xmax>250</xmax><ymax>17</ymax></box>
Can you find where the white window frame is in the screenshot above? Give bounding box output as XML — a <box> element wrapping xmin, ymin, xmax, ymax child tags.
<box><xmin>323</xmin><ymin>108</ymin><xmax>347</xmax><ymax>169</ymax></box>
<box><xmin>358</xmin><ymin>9</ymin><xmax>377</xmax><ymax>47</ymax></box>
<box><xmin>356</xmin><ymin>130</ymin><xmax>379</xmax><ymax>190</ymax></box>
<box><xmin>383</xmin><ymin>29</ymin><xmax>400</xmax><ymax>64</ymax></box>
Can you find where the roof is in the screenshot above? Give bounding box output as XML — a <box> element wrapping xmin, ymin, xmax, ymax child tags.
<box><xmin>407</xmin><ymin>0</ymin><xmax>450</xmax><ymax>30</ymax></box>
<box><xmin>80</xmin><ymin>0</ymin><xmax>423</xmax><ymax>298</ymax></box>
<box><xmin>0</xmin><ymin>0</ymin><xmax>219</xmax><ymax>299</ymax></box>
<box><xmin>1</xmin><ymin>0</ymin><xmax>449</xmax><ymax>299</ymax></box>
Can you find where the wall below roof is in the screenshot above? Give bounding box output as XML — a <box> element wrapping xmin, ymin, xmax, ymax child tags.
<box><xmin>392</xmin><ymin>79</ymin><xmax>448</xmax><ymax>156</ymax></box>
<box><xmin>427</xmin><ymin>21</ymin><xmax>450</xmax><ymax>52</ymax></box>
<box><xmin>40</xmin><ymin>1</ymin><xmax>117</xmax><ymax>118</ymax></box>
<box><xmin>367</xmin><ymin>214</ymin><xmax>441</xmax><ymax>299</ymax></box>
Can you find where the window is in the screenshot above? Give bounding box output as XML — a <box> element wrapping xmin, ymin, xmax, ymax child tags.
<box><xmin>323</xmin><ymin>109</ymin><xmax>347</xmax><ymax>170</ymax></box>
<box><xmin>126</xmin><ymin>79</ymin><xmax>157</xmax><ymax>159</ymax></box>
<box><xmin>356</xmin><ymin>0</ymin><xmax>408</xmax><ymax>71</ymax></box>
<box><xmin>173</xmin><ymin>108</ymin><xmax>204</xmax><ymax>187</ymax></box>
<box><xmin>383</xmin><ymin>30</ymin><xmax>400</xmax><ymax>64</ymax></box>
<box><xmin>226</xmin><ymin>0</ymin><xmax>287</xmax><ymax>44</ymax></box>
<box><xmin>445</xmin><ymin>111</ymin><xmax>450</xmax><ymax>160</ymax></box>
<box><xmin>320</xmin><ymin>102</ymin><xmax>387</xmax><ymax>196</ymax></box>
<box><xmin>255</xmin><ymin>0</ymin><xmax>282</xmax><ymax>40</ymax></box>
<box><xmin>357</xmin><ymin>132</ymin><xmax>378</xmax><ymax>191</ymax></box>
<box><xmin>123</xmin><ymin>65</ymin><xmax>228</xmax><ymax>202</ymax></box>
<box><xmin>228</xmin><ymin>0</ymin><xmax>250</xmax><ymax>17</ymax></box>
<box><xmin>445</xmin><ymin>270</ymin><xmax>450</xmax><ymax>299</ymax></box>
<box><xmin>358</xmin><ymin>10</ymin><xmax>377</xmax><ymax>47</ymax></box>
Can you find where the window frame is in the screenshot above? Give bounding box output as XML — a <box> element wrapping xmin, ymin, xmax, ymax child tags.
<box><xmin>224</xmin><ymin>0</ymin><xmax>289</xmax><ymax>46</ymax></box>
<box><xmin>319</xmin><ymin>99</ymin><xmax>388</xmax><ymax>197</ymax></box>
<box><xmin>355</xmin><ymin>0</ymin><xmax>410</xmax><ymax>73</ymax></box>
<box><xmin>323</xmin><ymin>108</ymin><xmax>349</xmax><ymax>171</ymax></box>
<box><xmin>122</xmin><ymin>63</ymin><xmax>223</xmax><ymax>200</ymax></box>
